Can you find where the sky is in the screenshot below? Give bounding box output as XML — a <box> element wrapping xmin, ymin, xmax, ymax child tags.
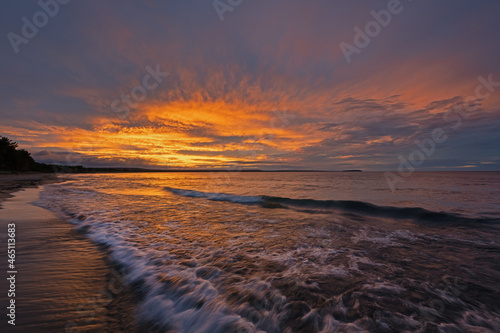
<box><xmin>0</xmin><ymin>0</ymin><xmax>499</xmax><ymax>170</ymax></box>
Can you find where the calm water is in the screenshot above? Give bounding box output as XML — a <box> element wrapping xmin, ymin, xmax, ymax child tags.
<box><xmin>35</xmin><ymin>171</ymin><xmax>500</xmax><ymax>332</ymax></box>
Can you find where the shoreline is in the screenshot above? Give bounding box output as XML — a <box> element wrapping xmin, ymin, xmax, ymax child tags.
<box><xmin>0</xmin><ymin>179</ymin><xmax>140</xmax><ymax>331</ymax></box>
<box><xmin>0</xmin><ymin>173</ymin><xmax>61</xmax><ymax>207</ymax></box>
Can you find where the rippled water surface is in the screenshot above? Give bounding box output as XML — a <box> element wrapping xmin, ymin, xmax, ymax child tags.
<box><xmin>36</xmin><ymin>172</ymin><xmax>500</xmax><ymax>332</ymax></box>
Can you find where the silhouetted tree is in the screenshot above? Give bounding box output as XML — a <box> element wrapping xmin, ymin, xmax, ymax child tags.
<box><xmin>0</xmin><ymin>136</ymin><xmax>37</xmax><ymax>172</ymax></box>
<box><xmin>0</xmin><ymin>136</ymin><xmax>159</xmax><ymax>173</ymax></box>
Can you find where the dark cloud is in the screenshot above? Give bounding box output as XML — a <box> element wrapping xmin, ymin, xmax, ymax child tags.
<box><xmin>1</xmin><ymin>0</ymin><xmax>499</xmax><ymax>170</ymax></box>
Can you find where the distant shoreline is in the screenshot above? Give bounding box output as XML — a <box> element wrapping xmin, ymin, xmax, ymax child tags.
<box><xmin>2</xmin><ymin>169</ymin><xmax>499</xmax><ymax>178</ymax></box>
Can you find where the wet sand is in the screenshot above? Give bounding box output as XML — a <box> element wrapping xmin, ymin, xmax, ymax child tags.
<box><xmin>0</xmin><ymin>173</ymin><xmax>59</xmax><ymax>206</ymax></box>
<box><xmin>0</xmin><ymin>182</ymin><xmax>139</xmax><ymax>332</ymax></box>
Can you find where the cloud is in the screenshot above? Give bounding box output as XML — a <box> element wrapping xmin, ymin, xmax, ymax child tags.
<box><xmin>1</xmin><ymin>0</ymin><xmax>499</xmax><ymax>170</ymax></box>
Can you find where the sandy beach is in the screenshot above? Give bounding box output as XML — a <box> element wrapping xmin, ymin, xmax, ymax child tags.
<box><xmin>0</xmin><ymin>176</ymin><xmax>139</xmax><ymax>332</ymax></box>
<box><xmin>0</xmin><ymin>173</ymin><xmax>60</xmax><ymax>207</ymax></box>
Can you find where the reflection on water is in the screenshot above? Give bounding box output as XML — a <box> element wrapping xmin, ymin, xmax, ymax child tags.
<box><xmin>0</xmin><ymin>187</ymin><xmax>137</xmax><ymax>332</ymax></box>
<box><xmin>30</xmin><ymin>172</ymin><xmax>500</xmax><ymax>332</ymax></box>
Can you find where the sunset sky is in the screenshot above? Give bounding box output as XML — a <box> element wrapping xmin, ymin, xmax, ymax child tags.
<box><xmin>1</xmin><ymin>0</ymin><xmax>499</xmax><ymax>170</ymax></box>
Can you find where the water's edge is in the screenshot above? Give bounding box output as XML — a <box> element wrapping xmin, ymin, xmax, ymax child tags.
<box><xmin>0</xmin><ymin>186</ymin><xmax>140</xmax><ymax>332</ymax></box>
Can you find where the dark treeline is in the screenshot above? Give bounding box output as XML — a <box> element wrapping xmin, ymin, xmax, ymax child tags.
<box><xmin>0</xmin><ymin>136</ymin><xmax>154</xmax><ymax>174</ymax></box>
<box><xmin>0</xmin><ymin>136</ymin><xmax>135</xmax><ymax>173</ymax></box>
<box><xmin>1</xmin><ymin>136</ymin><xmax>341</xmax><ymax>174</ymax></box>
<box><xmin>0</xmin><ymin>136</ymin><xmax>54</xmax><ymax>173</ymax></box>
<box><xmin>0</xmin><ymin>136</ymin><xmax>261</xmax><ymax>174</ymax></box>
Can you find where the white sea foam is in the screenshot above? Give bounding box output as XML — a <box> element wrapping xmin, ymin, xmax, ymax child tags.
<box><xmin>33</xmin><ymin>177</ymin><xmax>500</xmax><ymax>332</ymax></box>
<box><xmin>165</xmin><ymin>187</ymin><xmax>263</xmax><ymax>204</ymax></box>
<box><xmin>35</xmin><ymin>185</ymin><xmax>289</xmax><ymax>332</ymax></box>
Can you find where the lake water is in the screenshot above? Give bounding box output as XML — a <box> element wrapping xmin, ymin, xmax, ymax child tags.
<box><xmin>34</xmin><ymin>171</ymin><xmax>500</xmax><ymax>332</ymax></box>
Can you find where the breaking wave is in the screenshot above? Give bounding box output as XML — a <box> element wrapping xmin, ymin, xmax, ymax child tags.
<box><xmin>164</xmin><ymin>187</ymin><xmax>497</xmax><ymax>224</ymax></box>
